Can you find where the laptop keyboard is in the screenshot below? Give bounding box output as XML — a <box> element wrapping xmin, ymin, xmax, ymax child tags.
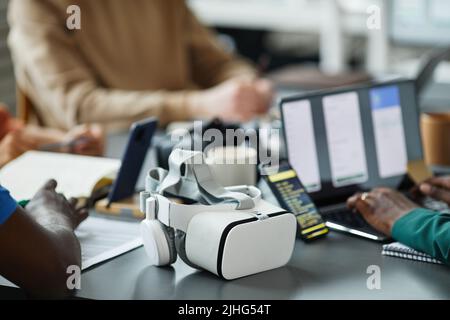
<box><xmin>320</xmin><ymin>197</ymin><xmax>449</xmax><ymax>241</ymax></box>
<box><xmin>323</xmin><ymin>207</ymin><xmax>367</xmax><ymax>228</ymax></box>
<box><xmin>320</xmin><ymin>204</ymin><xmax>387</xmax><ymax>240</ymax></box>
<box><xmin>422</xmin><ymin>197</ymin><xmax>450</xmax><ymax>213</ymax></box>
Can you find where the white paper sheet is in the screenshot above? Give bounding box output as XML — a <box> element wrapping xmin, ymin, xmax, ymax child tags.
<box><xmin>0</xmin><ymin>151</ymin><xmax>120</xmax><ymax>201</ymax></box>
<box><xmin>75</xmin><ymin>216</ymin><xmax>142</xmax><ymax>270</ymax></box>
<box><xmin>370</xmin><ymin>86</ymin><xmax>407</xmax><ymax>178</ymax></box>
<box><xmin>283</xmin><ymin>99</ymin><xmax>322</xmax><ymax>192</ymax></box>
<box><xmin>323</xmin><ymin>92</ymin><xmax>368</xmax><ymax>187</ymax></box>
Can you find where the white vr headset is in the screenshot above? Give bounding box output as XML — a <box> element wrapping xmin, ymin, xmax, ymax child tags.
<box><xmin>140</xmin><ymin>149</ymin><xmax>296</xmax><ymax>280</ymax></box>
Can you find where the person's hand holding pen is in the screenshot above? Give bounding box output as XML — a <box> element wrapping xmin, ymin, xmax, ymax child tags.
<box><xmin>0</xmin><ymin>123</ymin><xmax>105</xmax><ymax>168</ymax></box>
<box><xmin>57</xmin><ymin>124</ymin><xmax>105</xmax><ymax>156</ymax></box>
<box><xmin>35</xmin><ymin>124</ymin><xmax>105</xmax><ymax>156</ymax></box>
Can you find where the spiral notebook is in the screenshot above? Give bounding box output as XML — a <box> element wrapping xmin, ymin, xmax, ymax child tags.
<box><xmin>382</xmin><ymin>242</ymin><xmax>443</xmax><ymax>265</ymax></box>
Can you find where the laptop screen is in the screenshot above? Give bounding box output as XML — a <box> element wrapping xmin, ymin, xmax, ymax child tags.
<box><xmin>280</xmin><ymin>80</ymin><xmax>423</xmax><ymax>206</ymax></box>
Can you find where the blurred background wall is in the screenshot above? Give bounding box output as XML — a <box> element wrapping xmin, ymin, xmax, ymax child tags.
<box><xmin>0</xmin><ymin>0</ymin><xmax>16</xmax><ymax>112</ymax></box>
<box><xmin>192</xmin><ymin>0</ymin><xmax>450</xmax><ymax>113</ymax></box>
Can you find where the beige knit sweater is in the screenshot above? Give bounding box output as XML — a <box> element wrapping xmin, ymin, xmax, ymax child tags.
<box><xmin>8</xmin><ymin>0</ymin><xmax>256</xmax><ymax>130</ymax></box>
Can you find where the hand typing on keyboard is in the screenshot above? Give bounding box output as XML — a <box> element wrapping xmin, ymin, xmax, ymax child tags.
<box><xmin>415</xmin><ymin>176</ymin><xmax>450</xmax><ymax>207</ymax></box>
<box><xmin>347</xmin><ymin>188</ymin><xmax>419</xmax><ymax>236</ymax></box>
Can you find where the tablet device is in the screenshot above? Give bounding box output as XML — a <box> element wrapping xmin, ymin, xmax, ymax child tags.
<box><xmin>107</xmin><ymin>117</ymin><xmax>158</xmax><ymax>205</ymax></box>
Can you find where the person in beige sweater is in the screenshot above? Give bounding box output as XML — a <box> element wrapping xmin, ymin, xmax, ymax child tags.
<box><xmin>8</xmin><ymin>0</ymin><xmax>272</xmax><ymax>131</ymax></box>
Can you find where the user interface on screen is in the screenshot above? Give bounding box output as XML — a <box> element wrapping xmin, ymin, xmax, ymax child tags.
<box><xmin>281</xmin><ymin>81</ymin><xmax>422</xmax><ymax>203</ymax></box>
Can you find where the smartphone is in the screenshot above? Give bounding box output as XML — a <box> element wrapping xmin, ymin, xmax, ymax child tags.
<box><xmin>260</xmin><ymin>160</ymin><xmax>328</xmax><ymax>241</ymax></box>
<box><xmin>107</xmin><ymin>117</ymin><xmax>158</xmax><ymax>205</ymax></box>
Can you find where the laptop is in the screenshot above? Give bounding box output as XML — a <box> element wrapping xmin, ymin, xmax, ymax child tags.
<box><xmin>280</xmin><ymin>79</ymin><xmax>426</xmax><ymax>242</ymax></box>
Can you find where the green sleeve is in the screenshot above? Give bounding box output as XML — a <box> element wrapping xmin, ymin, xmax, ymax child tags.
<box><xmin>392</xmin><ymin>208</ymin><xmax>450</xmax><ymax>265</ymax></box>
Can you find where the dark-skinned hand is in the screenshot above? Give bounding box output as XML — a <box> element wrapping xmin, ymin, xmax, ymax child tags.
<box><xmin>414</xmin><ymin>176</ymin><xmax>450</xmax><ymax>205</ymax></box>
<box><xmin>347</xmin><ymin>188</ymin><xmax>418</xmax><ymax>236</ymax></box>
<box><xmin>26</xmin><ymin>180</ymin><xmax>89</xmax><ymax>230</ymax></box>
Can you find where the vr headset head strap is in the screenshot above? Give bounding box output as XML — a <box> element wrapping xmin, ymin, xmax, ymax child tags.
<box><xmin>146</xmin><ymin>148</ymin><xmax>255</xmax><ymax>210</ymax></box>
<box><xmin>191</xmin><ymin>162</ymin><xmax>255</xmax><ymax>210</ymax></box>
<box><xmin>158</xmin><ymin>149</ymin><xmax>203</xmax><ymax>194</ymax></box>
<box><xmin>154</xmin><ymin>194</ymin><xmax>237</xmax><ymax>232</ymax></box>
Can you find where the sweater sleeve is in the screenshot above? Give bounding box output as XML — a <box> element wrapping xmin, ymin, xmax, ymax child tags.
<box><xmin>7</xmin><ymin>0</ymin><xmax>199</xmax><ymax>129</ymax></box>
<box><xmin>392</xmin><ymin>208</ymin><xmax>450</xmax><ymax>265</ymax></box>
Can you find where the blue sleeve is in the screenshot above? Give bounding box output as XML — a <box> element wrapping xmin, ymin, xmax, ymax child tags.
<box><xmin>0</xmin><ymin>185</ymin><xmax>17</xmax><ymax>225</ymax></box>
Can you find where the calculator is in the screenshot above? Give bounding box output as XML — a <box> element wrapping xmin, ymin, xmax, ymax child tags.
<box><xmin>261</xmin><ymin>160</ymin><xmax>329</xmax><ymax>241</ymax></box>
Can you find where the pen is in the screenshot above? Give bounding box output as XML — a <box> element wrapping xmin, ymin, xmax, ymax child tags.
<box><xmin>18</xmin><ymin>200</ymin><xmax>30</xmax><ymax>208</ymax></box>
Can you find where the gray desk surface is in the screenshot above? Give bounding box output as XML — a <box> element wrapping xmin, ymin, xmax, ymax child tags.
<box><xmin>1</xmin><ymin>124</ymin><xmax>449</xmax><ymax>300</ymax></box>
<box><xmin>75</xmin><ymin>132</ymin><xmax>450</xmax><ymax>300</ymax></box>
<box><xmin>77</xmin><ymin>232</ymin><xmax>450</xmax><ymax>300</ymax></box>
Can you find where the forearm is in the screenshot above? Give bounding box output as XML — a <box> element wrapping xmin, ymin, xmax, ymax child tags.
<box><xmin>29</xmin><ymin>82</ymin><xmax>200</xmax><ymax>130</ymax></box>
<box><xmin>392</xmin><ymin>208</ymin><xmax>450</xmax><ymax>264</ymax></box>
<box><xmin>13</xmin><ymin>226</ymin><xmax>81</xmax><ymax>299</ymax></box>
<box><xmin>34</xmin><ymin>217</ymin><xmax>82</xmax><ymax>275</ymax></box>
<box><xmin>76</xmin><ymin>87</ymin><xmax>198</xmax><ymax>128</ymax></box>
<box><xmin>22</xmin><ymin>126</ymin><xmax>67</xmax><ymax>146</ymax></box>
<box><xmin>0</xmin><ymin>208</ymin><xmax>81</xmax><ymax>298</ymax></box>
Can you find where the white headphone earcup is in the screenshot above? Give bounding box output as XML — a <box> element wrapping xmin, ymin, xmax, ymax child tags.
<box><xmin>141</xmin><ymin>220</ymin><xmax>177</xmax><ymax>266</ymax></box>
